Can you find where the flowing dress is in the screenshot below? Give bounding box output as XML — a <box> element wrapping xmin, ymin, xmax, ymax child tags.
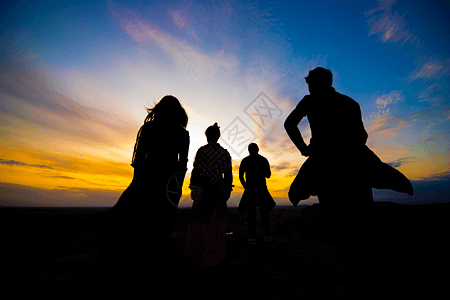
<box><xmin>184</xmin><ymin>142</ymin><xmax>232</xmax><ymax>267</ymax></box>
<box><xmin>99</xmin><ymin>121</ymin><xmax>189</xmax><ymax>285</ymax></box>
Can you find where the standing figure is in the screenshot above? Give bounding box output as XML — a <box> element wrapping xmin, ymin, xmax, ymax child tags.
<box><xmin>238</xmin><ymin>143</ymin><xmax>276</xmax><ymax>244</ymax></box>
<box><xmin>284</xmin><ymin>67</ymin><xmax>412</xmax><ymax>299</ymax></box>
<box><xmin>99</xmin><ymin>95</ymin><xmax>189</xmax><ymax>291</ymax></box>
<box><xmin>184</xmin><ymin>123</ymin><xmax>233</xmax><ymax>268</ymax></box>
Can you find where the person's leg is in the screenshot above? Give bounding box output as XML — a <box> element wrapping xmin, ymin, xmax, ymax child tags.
<box><xmin>320</xmin><ymin>186</ymin><xmax>381</xmax><ymax>296</ymax></box>
<box><xmin>247</xmin><ymin>205</ymin><xmax>257</xmax><ymax>238</ymax></box>
<box><xmin>347</xmin><ymin>186</ymin><xmax>381</xmax><ymax>290</ymax></box>
<box><xmin>259</xmin><ymin>207</ymin><xmax>271</xmax><ymax>238</ymax></box>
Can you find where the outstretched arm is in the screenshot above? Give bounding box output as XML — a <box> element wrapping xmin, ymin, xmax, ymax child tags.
<box><xmin>284</xmin><ymin>101</ymin><xmax>310</xmax><ymax>157</ymax></box>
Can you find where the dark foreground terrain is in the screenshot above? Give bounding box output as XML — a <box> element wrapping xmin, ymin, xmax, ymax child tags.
<box><xmin>1</xmin><ymin>201</ymin><xmax>449</xmax><ymax>299</ymax></box>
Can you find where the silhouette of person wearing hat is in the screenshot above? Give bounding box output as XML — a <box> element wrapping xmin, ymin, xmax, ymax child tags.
<box><xmin>284</xmin><ymin>67</ymin><xmax>413</xmax><ymax>299</ymax></box>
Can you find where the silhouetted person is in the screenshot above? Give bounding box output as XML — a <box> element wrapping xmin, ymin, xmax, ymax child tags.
<box><xmin>184</xmin><ymin>123</ymin><xmax>233</xmax><ymax>268</ymax></box>
<box><xmin>284</xmin><ymin>67</ymin><xmax>413</xmax><ymax>299</ymax></box>
<box><xmin>99</xmin><ymin>95</ymin><xmax>189</xmax><ymax>293</ymax></box>
<box><xmin>238</xmin><ymin>143</ymin><xmax>276</xmax><ymax>244</ymax></box>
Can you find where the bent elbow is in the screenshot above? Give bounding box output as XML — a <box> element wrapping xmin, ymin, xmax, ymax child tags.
<box><xmin>284</xmin><ymin>115</ymin><xmax>297</xmax><ymax>131</ymax></box>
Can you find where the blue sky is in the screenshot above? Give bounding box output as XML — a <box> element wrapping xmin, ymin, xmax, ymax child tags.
<box><xmin>1</xmin><ymin>0</ymin><xmax>449</xmax><ymax>207</ymax></box>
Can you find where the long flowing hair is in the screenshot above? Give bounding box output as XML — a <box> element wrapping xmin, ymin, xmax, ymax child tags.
<box><xmin>132</xmin><ymin>95</ymin><xmax>188</xmax><ymax>166</ymax></box>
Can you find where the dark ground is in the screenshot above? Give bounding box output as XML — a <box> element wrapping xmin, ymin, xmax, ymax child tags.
<box><xmin>1</xmin><ymin>201</ymin><xmax>449</xmax><ymax>299</ymax></box>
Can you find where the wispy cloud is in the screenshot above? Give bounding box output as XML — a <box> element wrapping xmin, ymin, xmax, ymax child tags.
<box><xmin>365</xmin><ymin>0</ymin><xmax>419</xmax><ymax>46</ymax></box>
<box><xmin>413</xmin><ymin>82</ymin><xmax>444</xmax><ymax>106</ymax></box>
<box><xmin>424</xmin><ymin>131</ymin><xmax>450</xmax><ymax>143</ymax></box>
<box><xmin>168</xmin><ymin>6</ymin><xmax>200</xmax><ymax>41</ymax></box>
<box><xmin>366</xmin><ymin>90</ymin><xmax>410</xmax><ymax>139</ymax></box>
<box><xmin>407</xmin><ymin>59</ymin><xmax>450</xmax><ymax>82</ymax></box>
<box><xmin>420</xmin><ymin>171</ymin><xmax>450</xmax><ymax>181</ymax></box>
<box><xmin>374</xmin><ymin>90</ymin><xmax>403</xmax><ymax>112</ymax></box>
<box><xmin>386</xmin><ymin>157</ymin><xmax>415</xmax><ymax>168</ymax></box>
<box><xmin>409</xmin><ymin>106</ymin><xmax>450</xmax><ymax>126</ymax></box>
<box><xmin>0</xmin><ymin>182</ymin><xmax>121</xmax><ymax>207</ymax></box>
<box><xmin>110</xmin><ymin>4</ymin><xmax>238</xmax><ymax>82</ymax></box>
<box><xmin>0</xmin><ymin>159</ymin><xmax>52</xmax><ymax>169</ymax></box>
<box><xmin>367</xmin><ymin>114</ymin><xmax>411</xmax><ymax>138</ymax></box>
<box><xmin>170</xmin><ymin>9</ymin><xmax>188</xmax><ymax>29</ymax></box>
<box><xmin>0</xmin><ymin>63</ymin><xmax>139</xmax><ymax>160</ymax></box>
<box><xmin>271</xmin><ymin>161</ymin><xmax>291</xmax><ymax>172</ymax></box>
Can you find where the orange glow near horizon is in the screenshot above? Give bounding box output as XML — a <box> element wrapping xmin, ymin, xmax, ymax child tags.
<box><xmin>1</xmin><ymin>1</ymin><xmax>449</xmax><ymax>207</ymax></box>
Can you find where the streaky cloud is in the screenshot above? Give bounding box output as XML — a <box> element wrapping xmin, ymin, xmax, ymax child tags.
<box><xmin>271</xmin><ymin>161</ymin><xmax>291</xmax><ymax>172</ymax></box>
<box><xmin>0</xmin><ymin>182</ymin><xmax>121</xmax><ymax>207</ymax></box>
<box><xmin>424</xmin><ymin>131</ymin><xmax>450</xmax><ymax>143</ymax></box>
<box><xmin>0</xmin><ymin>63</ymin><xmax>139</xmax><ymax>158</ymax></box>
<box><xmin>0</xmin><ymin>158</ymin><xmax>52</xmax><ymax>169</ymax></box>
<box><xmin>406</xmin><ymin>58</ymin><xmax>450</xmax><ymax>82</ymax></box>
<box><xmin>367</xmin><ymin>114</ymin><xmax>410</xmax><ymax>138</ymax></box>
<box><xmin>374</xmin><ymin>171</ymin><xmax>450</xmax><ymax>204</ymax></box>
<box><xmin>374</xmin><ymin>90</ymin><xmax>403</xmax><ymax>110</ymax></box>
<box><xmin>409</xmin><ymin>105</ymin><xmax>450</xmax><ymax>130</ymax></box>
<box><xmin>386</xmin><ymin>157</ymin><xmax>415</xmax><ymax>168</ymax></box>
<box><xmin>420</xmin><ymin>171</ymin><xmax>450</xmax><ymax>181</ymax></box>
<box><xmin>365</xmin><ymin>0</ymin><xmax>419</xmax><ymax>46</ymax></box>
<box><xmin>111</xmin><ymin>4</ymin><xmax>238</xmax><ymax>82</ymax></box>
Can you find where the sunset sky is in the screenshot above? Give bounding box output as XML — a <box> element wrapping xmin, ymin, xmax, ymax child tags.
<box><xmin>1</xmin><ymin>0</ymin><xmax>449</xmax><ymax>207</ymax></box>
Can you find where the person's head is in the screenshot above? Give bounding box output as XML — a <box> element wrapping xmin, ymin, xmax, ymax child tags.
<box><xmin>248</xmin><ymin>143</ymin><xmax>259</xmax><ymax>155</ymax></box>
<box><xmin>145</xmin><ymin>95</ymin><xmax>188</xmax><ymax>129</ymax></box>
<box><xmin>305</xmin><ymin>67</ymin><xmax>333</xmax><ymax>94</ymax></box>
<box><xmin>205</xmin><ymin>123</ymin><xmax>220</xmax><ymax>143</ymax></box>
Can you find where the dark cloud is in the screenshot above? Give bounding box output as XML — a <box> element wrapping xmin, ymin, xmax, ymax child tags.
<box><xmin>0</xmin><ymin>158</ymin><xmax>52</xmax><ymax>169</ymax></box>
<box><xmin>287</xmin><ymin>168</ymin><xmax>299</xmax><ymax>177</ymax></box>
<box><xmin>409</xmin><ymin>106</ymin><xmax>450</xmax><ymax>123</ymax></box>
<box><xmin>373</xmin><ymin>172</ymin><xmax>450</xmax><ymax>204</ymax></box>
<box><xmin>51</xmin><ymin>176</ymin><xmax>76</xmax><ymax>179</ymax></box>
<box><xmin>420</xmin><ymin>171</ymin><xmax>450</xmax><ymax>181</ymax></box>
<box><xmin>386</xmin><ymin>157</ymin><xmax>415</xmax><ymax>168</ymax></box>
<box><xmin>424</xmin><ymin>131</ymin><xmax>450</xmax><ymax>143</ymax></box>
<box><xmin>271</xmin><ymin>161</ymin><xmax>291</xmax><ymax>172</ymax></box>
<box><xmin>0</xmin><ymin>182</ymin><xmax>121</xmax><ymax>207</ymax></box>
<box><xmin>407</xmin><ymin>106</ymin><xmax>450</xmax><ymax>142</ymax></box>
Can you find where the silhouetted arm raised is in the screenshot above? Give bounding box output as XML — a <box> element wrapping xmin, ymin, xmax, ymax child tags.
<box><xmin>284</xmin><ymin>98</ymin><xmax>310</xmax><ymax>157</ymax></box>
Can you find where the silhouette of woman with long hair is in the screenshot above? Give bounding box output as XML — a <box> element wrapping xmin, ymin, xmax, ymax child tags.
<box><xmin>99</xmin><ymin>95</ymin><xmax>189</xmax><ymax>291</ymax></box>
<box><xmin>184</xmin><ymin>123</ymin><xmax>233</xmax><ymax>268</ymax></box>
